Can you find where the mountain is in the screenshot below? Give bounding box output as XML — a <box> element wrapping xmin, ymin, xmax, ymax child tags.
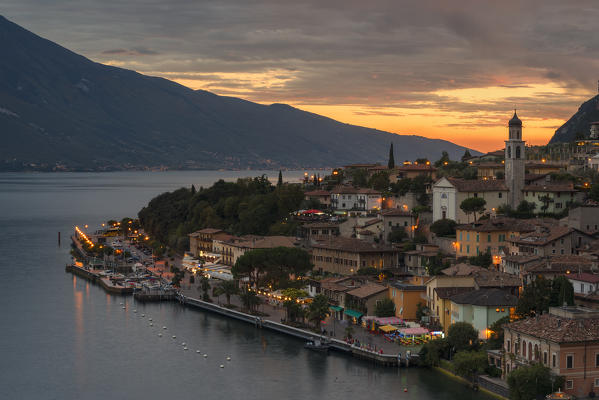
<box><xmin>0</xmin><ymin>15</ymin><xmax>480</xmax><ymax>171</ymax></box>
<box><xmin>549</xmin><ymin>94</ymin><xmax>599</xmax><ymax>144</ymax></box>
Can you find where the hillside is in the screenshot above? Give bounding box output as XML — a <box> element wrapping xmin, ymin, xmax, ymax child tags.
<box><xmin>0</xmin><ymin>15</ymin><xmax>479</xmax><ymax>171</ymax></box>
<box><xmin>549</xmin><ymin>94</ymin><xmax>599</xmax><ymax>144</ymax></box>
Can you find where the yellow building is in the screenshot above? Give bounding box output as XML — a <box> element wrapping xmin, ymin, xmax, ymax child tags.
<box><xmin>389</xmin><ymin>282</ymin><xmax>427</xmax><ymax>321</ymax></box>
<box><xmin>425</xmin><ymin>275</ymin><xmax>476</xmax><ymax>331</ymax></box>
<box><xmin>455</xmin><ymin>217</ymin><xmax>535</xmax><ymax>260</ymax></box>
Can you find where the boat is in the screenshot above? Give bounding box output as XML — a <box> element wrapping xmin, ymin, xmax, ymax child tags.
<box><xmin>304</xmin><ymin>337</ymin><xmax>330</xmax><ymax>352</ymax></box>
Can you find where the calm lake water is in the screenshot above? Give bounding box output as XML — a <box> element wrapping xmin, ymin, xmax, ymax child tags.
<box><xmin>0</xmin><ymin>171</ymin><xmax>494</xmax><ymax>400</ymax></box>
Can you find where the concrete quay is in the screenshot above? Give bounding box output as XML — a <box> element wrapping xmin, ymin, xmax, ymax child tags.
<box><xmin>178</xmin><ymin>294</ymin><xmax>405</xmax><ymax>367</ymax></box>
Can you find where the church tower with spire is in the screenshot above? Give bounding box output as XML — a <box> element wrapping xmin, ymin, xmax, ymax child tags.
<box><xmin>505</xmin><ymin>111</ymin><xmax>525</xmax><ymax>208</ymax></box>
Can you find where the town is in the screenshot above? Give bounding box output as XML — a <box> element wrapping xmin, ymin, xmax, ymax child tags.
<box><xmin>69</xmin><ymin>112</ymin><xmax>599</xmax><ymax>400</ymax></box>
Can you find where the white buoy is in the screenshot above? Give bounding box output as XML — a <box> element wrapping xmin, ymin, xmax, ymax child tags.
<box><xmin>133</xmin><ymin>310</ymin><xmax>137</xmax><ymax>313</ymax></box>
<box><xmin>122</xmin><ymin>306</ymin><xmax>126</xmax><ymax>309</ymax></box>
<box><xmin>220</xmin><ymin>365</ymin><xmax>224</xmax><ymax>368</ymax></box>
<box><xmin>120</xmin><ymin>302</ymin><xmax>123</xmax><ymax>305</ymax></box>
<box><xmin>149</xmin><ymin>318</ymin><xmax>152</xmax><ymax>321</ymax></box>
<box><xmin>184</xmin><ymin>347</ymin><xmax>188</xmax><ymax>351</ymax></box>
<box><xmin>172</xmin><ymin>335</ymin><xmax>176</xmax><ymax>339</ymax></box>
<box><xmin>150</xmin><ymin>323</ymin><xmax>153</xmax><ymax>326</ymax></box>
<box><xmin>203</xmin><ymin>354</ymin><xmax>207</xmax><ymax>358</ymax></box>
<box><xmin>141</xmin><ymin>314</ymin><xmax>145</xmax><ymax>317</ymax></box>
<box><xmin>196</xmin><ymin>350</ymin><xmax>200</xmax><ymax>353</ymax></box>
<box><xmin>158</xmin><ymin>333</ymin><xmax>162</xmax><ymax>337</ymax></box>
<box><xmin>182</xmin><ymin>342</ymin><xmax>186</xmax><ymax>346</ymax></box>
<box><xmin>227</xmin><ymin>357</ymin><xmax>231</xmax><ymax>361</ymax></box>
<box><xmin>162</xmin><ymin>326</ymin><xmax>167</xmax><ymax>330</ymax></box>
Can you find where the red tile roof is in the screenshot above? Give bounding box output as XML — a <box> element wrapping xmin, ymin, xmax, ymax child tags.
<box><xmin>446</xmin><ymin>177</ymin><xmax>507</xmax><ymax>192</ymax></box>
<box><xmin>506</xmin><ymin>313</ymin><xmax>599</xmax><ymax>343</ymax></box>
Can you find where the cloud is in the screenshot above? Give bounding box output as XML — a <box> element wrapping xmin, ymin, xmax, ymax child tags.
<box><xmin>3</xmin><ymin>0</ymin><xmax>599</xmax><ymax>150</ymax></box>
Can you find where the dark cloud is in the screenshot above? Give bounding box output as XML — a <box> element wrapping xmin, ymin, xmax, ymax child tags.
<box><xmin>102</xmin><ymin>46</ymin><xmax>159</xmax><ymax>56</ymax></box>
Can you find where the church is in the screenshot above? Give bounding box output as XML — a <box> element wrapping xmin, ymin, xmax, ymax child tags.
<box><xmin>432</xmin><ymin>112</ymin><xmax>582</xmax><ymax>223</ymax></box>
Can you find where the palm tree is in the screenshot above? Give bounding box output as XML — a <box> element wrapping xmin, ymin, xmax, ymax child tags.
<box><xmin>307</xmin><ymin>294</ymin><xmax>329</xmax><ymax>330</ymax></box>
<box><xmin>238</xmin><ymin>288</ymin><xmax>261</xmax><ymax>313</ymax></box>
<box><xmin>199</xmin><ymin>276</ymin><xmax>211</xmax><ymax>301</ymax></box>
<box><xmin>213</xmin><ymin>280</ymin><xmax>239</xmax><ymax>306</ymax></box>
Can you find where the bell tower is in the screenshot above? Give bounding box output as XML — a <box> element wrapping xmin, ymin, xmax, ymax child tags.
<box><xmin>505</xmin><ymin>110</ymin><xmax>525</xmax><ymax>208</ymax></box>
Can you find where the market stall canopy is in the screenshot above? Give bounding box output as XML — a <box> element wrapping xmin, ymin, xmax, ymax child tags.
<box><xmin>363</xmin><ymin>316</ymin><xmax>403</xmax><ymax>325</ymax></box>
<box><xmin>329</xmin><ymin>305</ymin><xmax>343</xmax><ymax>312</ymax></box>
<box><xmin>379</xmin><ymin>325</ymin><xmax>398</xmax><ymax>333</ymax></box>
<box><xmin>302</xmin><ymin>209</ymin><xmax>324</xmax><ymax>214</ymax></box>
<box><xmin>344</xmin><ymin>309</ymin><xmax>363</xmax><ymax>319</ymax></box>
<box><xmin>400</xmin><ymin>327</ymin><xmax>429</xmax><ymax>336</ymax></box>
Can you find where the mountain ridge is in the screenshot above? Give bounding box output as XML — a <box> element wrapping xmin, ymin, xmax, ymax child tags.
<box><xmin>549</xmin><ymin>94</ymin><xmax>599</xmax><ymax>144</ymax></box>
<box><xmin>0</xmin><ymin>15</ymin><xmax>480</xmax><ymax>171</ymax></box>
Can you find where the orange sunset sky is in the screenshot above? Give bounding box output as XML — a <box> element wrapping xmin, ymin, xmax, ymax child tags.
<box><xmin>5</xmin><ymin>0</ymin><xmax>599</xmax><ymax>153</ymax></box>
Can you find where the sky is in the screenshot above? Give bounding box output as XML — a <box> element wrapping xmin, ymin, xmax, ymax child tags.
<box><xmin>3</xmin><ymin>0</ymin><xmax>599</xmax><ymax>152</ymax></box>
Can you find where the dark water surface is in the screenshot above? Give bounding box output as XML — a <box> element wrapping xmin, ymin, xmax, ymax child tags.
<box><xmin>0</xmin><ymin>171</ymin><xmax>494</xmax><ymax>400</ymax></box>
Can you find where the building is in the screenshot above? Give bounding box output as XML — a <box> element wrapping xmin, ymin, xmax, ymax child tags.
<box><xmin>500</xmin><ymin>254</ymin><xmax>542</xmax><ymax>281</ymax></box>
<box><xmin>455</xmin><ymin>217</ymin><xmax>535</xmax><ymax>259</ymax></box>
<box><xmin>188</xmin><ymin>228</ymin><xmax>227</xmax><ymax>256</ymax></box>
<box><xmin>449</xmin><ymin>288</ymin><xmax>517</xmax><ymax>339</ymax></box>
<box><xmin>568</xmin><ymin>272</ymin><xmax>599</xmax><ymax>296</ymax></box>
<box><xmin>563</xmin><ymin>205</ymin><xmax>599</xmax><ymax>233</ymax></box>
<box><xmin>390</xmin><ymin>164</ymin><xmax>437</xmax><ymax>181</ymax></box>
<box><xmin>404</xmin><ymin>244</ymin><xmax>440</xmax><ymax>276</ymax></box>
<box><xmin>298</xmin><ymin>222</ymin><xmax>340</xmax><ymax>242</ymax></box>
<box><xmin>508</xmin><ymin>224</ymin><xmax>595</xmax><ymax>257</ymax></box>
<box><xmin>521</xmin><ymin>255</ymin><xmax>597</xmax><ymax>285</ymax></box>
<box><xmin>379</xmin><ymin>208</ymin><xmax>414</xmax><ymax>243</ymax></box>
<box><xmin>505</xmin><ymin>111</ymin><xmax>525</xmax><ymax>208</ymax></box>
<box><xmin>304</xmin><ymin>190</ymin><xmax>331</xmax><ymax>207</ymax></box>
<box><xmin>522</xmin><ymin>184</ymin><xmax>583</xmax><ymax>214</ymax></box>
<box><xmin>432</xmin><ymin>177</ymin><xmax>508</xmax><ymax>223</ymax></box>
<box><xmin>220</xmin><ymin>235</ymin><xmax>298</xmax><ymax>266</ymax></box>
<box><xmin>310</xmin><ymin>237</ymin><xmax>400</xmax><ymax>275</ymax></box>
<box><xmin>503</xmin><ymin>306</ymin><xmax>599</xmax><ymax>398</ymax></box>
<box><xmin>426</xmin><ymin>275</ymin><xmax>477</xmax><ymax>328</ymax></box>
<box><xmin>389</xmin><ymin>282</ymin><xmax>427</xmax><ymax>320</ymax></box>
<box><xmin>330</xmin><ymin>186</ymin><xmax>383</xmax><ymax>211</ymax></box>
<box><xmin>344</xmin><ymin>283</ymin><xmax>389</xmax><ymax>318</ymax></box>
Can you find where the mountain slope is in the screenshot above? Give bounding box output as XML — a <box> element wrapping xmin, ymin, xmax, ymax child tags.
<box><xmin>549</xmin><ymin>95</ymin><xmax>599</xmax><ymax>144</ymax></box>
<box><xmin>0</xmin><ymin>15</ymin><xmax>479</xmax><ymax>171</ymax></box>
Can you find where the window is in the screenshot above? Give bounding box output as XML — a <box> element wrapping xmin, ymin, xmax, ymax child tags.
<box><xmin>552</xmin><ymin>353</ymin><xmax>557</xmax><ymax>367</ymax></box>
<box><xmin>596</xmin><ymin>353</ymin><xmax>599</xmax><ymax>367</ymax></box>
<box><xmin>460</xmin><ymin>232</ymin><xmax>463</xmax><ymax>240</ymax></box>
<box><xmin>516</xmin><ymin>146</ymin><xmax>521</xmax><ymax>159</ymax></box>
<box><xmin>523</xmin><ymin>340</ymin><xmax>526</xmax><ymax>357</ymax></box>
<box><xmin>508</xmin><ymin>146</ymin><xmax>512</xmax><ymax>158</ymax></box>
<box><xmin>466</xmin><ymin>245</ymin><xmax>470</xmax><ymax>254</ymax></box>
<box><xmin>476</xmin><ymin>234</ymin><xmax>479</xmax><ymax>242</ymax></box>
<box><xmin>582</xmin><ymin>284</ymin><xmax>585</xmax><ymax>293</ymax></box>
<box><xmin>555</xmin><ymin>203</ymin><xmax>562</xmax><ymax>209</ymax></box>
<box><xmin>566</xmin><ymin>380</ymin><xmax>573</xmax><ymax>390</ymax></box>
<box><xmin>543</xmin><ymin>351</ymin><xmax>548</xmax><ymax>365</ymax></box>
<box><xmin>467</xmin><ymin>233</ymin><xmax>470</xmax><ymax>241</ymax></box>
<box><xmin>498</xmin><ymin>192</ymin><xmax>503</xmax><ymax>199</ymax></box>
<box><xmin>566</xmin><ymin>354</ymin><xmax>573</xmax><ymax>369</ymax></box>
<box><xmin>507</xmin><ymin>340</ymin><xmax>511</xmax><ymax>352</ymax></box>
<box><xmin>474</xmin><ymin>193</ymin><xmax>478</xmax><ymax>198</ymax></box>
<box><xmin>488</xmin><ymin>234</ymin><xmax>491</xmax><ymax>242</ymax></box>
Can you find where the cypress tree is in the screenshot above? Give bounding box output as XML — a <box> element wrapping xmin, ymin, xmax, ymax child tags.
<box><xmin>277</xmin><ymin>170</ymin><xmax>283</xmax><ymax>187</ymax></box>
<box><xmin>191</xmin><ymin>184</ymin><xmax>196</xmax><ymax>195</ymax></box>
<box><xmin>388</xmin><ymin>143</ymin><xmax>395</xmax><ymax>169</ymax></box>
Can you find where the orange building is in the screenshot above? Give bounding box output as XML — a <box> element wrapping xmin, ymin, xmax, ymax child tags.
<box><xmin>388</xmin><ymin>282</ymin><xmax>427</xmax><ymax>321</ymax></box>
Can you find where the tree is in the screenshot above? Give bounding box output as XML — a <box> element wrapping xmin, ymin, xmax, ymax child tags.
<box><xmin>388</xmin><ymin>143</ymin><xmax>395</xmax><ymax>169</ymax></box>
<box><xmin>348</xmin><ymin>168</ymin><xmax>368</xmax><ymax>187</ymax></box>
<box><xmin>550</xmin><ymin>276</ymin><xmax>574</xmax><ymax>307</ymax></box>
<box><xmin>277</xmin><ymin>170</ymin><xmax>283</xmax><ymax>187</ymax></box>
<box><xmin>487</xmin><ymin>315</ymin><xmax>510</xmax><ymax>349</ymax></box>
<box><xmin>238</xmin><ymin>288</ymin><xmax>261</xmax><ymax>313</ymax></box>
<box><xmin>199</xmin><ymin>276</ymin><xmax>211</xmax><ymax>301</ymax></box>
<box><xmin>469</xmin><ymin>250</ymin><xmax>492</xmax><ymax>268</ymax></box>
<box><xmin>460</xmin><ymin>197</ymin><xmax>487</xmax><ymax>222</ymax></box>
<box><xmin>283</xmin><ymin>299</ymin><xmax>304</xmax><ymax>323</ymax></box>
<box><xmin>374</xmin><ymin>298</ymin><xmax>395</xmax><ymax>317</ymax></box>
<box><xmin>388</xmin><ymin>227</ymin><xmax>408</xmax><ymax>243</ymax></box>
<box><xmin>447</xmin><ymin>322</ymin><xmax>479</xmax><ymax>352</ymax></box>
<box><xmin>453</xmin><ymin>350</ymin><xmax>488</xmax><ymax>383</ymax></box>
<box><xmin>213</xmin><ymin>280</ymin><xmax>239</xmax><ymax>306</ymax></box>
<box><xmin>507</xmin><ymin>363</ymin><xmax>565</xmax><ymax>400</ymax></box>
<box><xmin>590</xmin><ymin>184</ymin><xmax>599</xmax><ymax>202</ymax></box>
<box><xmin>435</xmin><ymin>151</ymin><xmax>450</xmax><ymax>168</ymax></box>
<box><xmin>461</xmin><ymin>149</ymin><xmax>472</xmax><ymax>162</ymax></box>
<box><xmin>419</xmin><ymin>338</ymin><xmax>450</xmax><ymax>367</ymax></box>
<box><xmin>191</xmin><ymin>184</ymin><xmax>196</xmax><ymax>195</ymax></box>
<box><xmin>416</xmin><ymin>302</ymin><xmax>429</xmax><ymax>321</ymax></box>
<box><xmin>517</xmin><ymin>277</ymin><xmax>552</xmax><ymax>317</ymax></box>
<box><xmin>430</xmin><ymin>219</ymin><xmax>457</xmax><ymax>236</ymax></box>
<box><xmin>368</xmin><ymin>171</ymin><xmax>390</xmax><ymax>191</ymax></box>
<box><xmin>307</xmin><ymin>294</ymin><xmax>329</xmax><ymax>329</ymax></box>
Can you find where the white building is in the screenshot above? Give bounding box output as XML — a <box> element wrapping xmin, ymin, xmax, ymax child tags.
<box><xmin>568</xmin><ymin>272</ymin><xmax>599</xmax><ymax>295</ymax></box>
<box><xmin>330</xmin><ymin>186</ymin><xmax>382</xmax><ymax>211</ymax></box>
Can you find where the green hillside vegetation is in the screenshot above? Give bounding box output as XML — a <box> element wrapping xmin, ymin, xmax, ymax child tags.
<box><xmin>138</xmin><ymin>176</ymin><xmax>304</xmax><ymax>252</ymax></box>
